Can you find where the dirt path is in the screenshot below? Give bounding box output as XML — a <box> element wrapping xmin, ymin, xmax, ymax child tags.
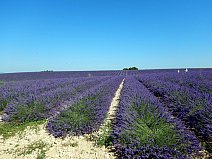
<box><xmin>94</xmin><ymin>79</ymin><xmax>125</xmax><ymax>138</ymax></box>
<box><xmin>0</xmin><ymin>79</ymin><xmax>125</xmax><ymax>159</ymax></box>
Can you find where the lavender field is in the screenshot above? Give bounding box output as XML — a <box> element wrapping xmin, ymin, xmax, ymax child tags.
<box><xmin>0</xmin><ymin>69</ymin><xmax>211</xmax><ymax>159</ymax></box>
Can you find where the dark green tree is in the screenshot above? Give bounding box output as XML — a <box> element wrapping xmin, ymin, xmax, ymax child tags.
<box><xmin>123</xmin><ymin>67</ymin><xmax>138</xmax><ymax>70</ymax></box>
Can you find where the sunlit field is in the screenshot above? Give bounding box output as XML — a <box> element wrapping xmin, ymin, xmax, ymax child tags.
<box><xmin>0</xmin><ymin>69</ymin><xmax>211</xmax><ymax>158</ymax></box>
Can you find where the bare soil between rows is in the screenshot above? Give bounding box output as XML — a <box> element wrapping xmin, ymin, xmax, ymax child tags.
<box><xmin>0</xmin><ymin>79</ymin><xmax>125</xmax><ymax>159</ymax></box>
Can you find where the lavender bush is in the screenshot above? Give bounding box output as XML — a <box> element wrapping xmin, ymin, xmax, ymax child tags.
<box><xmin>46</xmin><ymin>77</ymin><xmax>123</xmax><ymax>137</ymax></box>
<box><xmin>138</xmin><ymin>73</ymin><xmax>212</xmax><ymax>152</ymax></box>
<box><xmin>0</xmin><ymin>78</ymin><xmax>77</xmax><ymax>111</ymax></box>
<box><xmin>2</xmin><ymin>76</ymin><xmax>110</xmax><ymax>123</ymax></box>
<box><xmin>112</xmin><ymin>76</ymin><xmax>201</xmax><ymax>158</ymax></box>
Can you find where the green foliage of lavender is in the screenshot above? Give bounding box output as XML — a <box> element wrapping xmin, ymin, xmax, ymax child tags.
<box><xmin>112</xmin><ymin>77</ymin><xmax>201</xmax><ymax>158</ymax></box>
<box><xmin>139</xmin><ymin>71</ymin><xmax>212</xmax><ymax>152</ymax></box>
<box><xmin>0</xmin><ymin>81</ymin><xmax>3</xmax><ymax>85</ymax></box>
<box><xmin>9</xmin><ymin>102</ymin><xmax>47</xmax><ymax>123</ymax></box>
<box><xmin>1</xmin><ymin>77</ymin><xmax>108</xmax><ymax>123</ymax></box>
<box><xmin>46</xmin><ymin>77</ymin><xmax>123</xmax><ymax>137</ymax></box>
<box><xmin>54</xmin><ymin>98</ymin><xmax>96</xmax><ymax>134</ymax></box>
<box><xmin>0</xmin><ymin>100</ymin><xmax>7</xmax><ymax>112</ymax></box>
<box><xmin>118</xmin><ymin>102</ymin><xmax>180</xmax><ymax>149</ymax></box>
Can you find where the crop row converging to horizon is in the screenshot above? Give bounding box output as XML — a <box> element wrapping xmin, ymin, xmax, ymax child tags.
<box><xmin>0</xmin><ymin>69</ymin><xmax>211</xmax><ymax>158</ymax></box>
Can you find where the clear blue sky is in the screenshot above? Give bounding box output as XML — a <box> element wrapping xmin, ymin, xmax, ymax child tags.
<box><xmin>1</xmin><ymin>0</ymin><xmax>212</xmax><ymax>73</ymax></box>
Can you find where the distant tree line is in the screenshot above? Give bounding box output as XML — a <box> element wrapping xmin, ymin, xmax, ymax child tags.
<box><xmin>123</xmin><ymin>67</ymin><xmax>138</xmax><ymax>70</ymax></box>
<box><xmin>41</xmin><ymin>70</ymin><xmax>54</xmax><ymax>72</ymax></box>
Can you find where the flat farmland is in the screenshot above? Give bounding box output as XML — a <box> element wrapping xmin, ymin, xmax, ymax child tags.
<box><xmin>0</xmin><ymin>69</ymin><xmax>211</xmax><ymax>159</ymax></box>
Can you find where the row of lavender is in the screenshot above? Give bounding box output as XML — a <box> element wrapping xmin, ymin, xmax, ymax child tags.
<box><xmin>0</xmin><ymin>76</ymin><xmax>111</xmax><ymax>123</ymax></box>
<box><xmin>0</xmin><ymin>77</ymin><xmax>78</xmax><ymax>111</ymax></box>
<box><xmin>47</xmin><ymin>76</ymin><xmax>123</xmax><ymax>137</ymax></box>
<box><xmin>137</xmin><ymin>72</ymin><xmax>212</xmax><ymax>153</ymax></box>
<box><xmin>0</xmin><ymin>75</ymin><xmax>125</xmax><ymax>140</ymax></box>
<box><xmin>1</xmin><ymin>69</ymin><xmax>211</xmax><ymax>158</ymax></box>
<box><xmin>111</xmin><ymin>77</ymin><xmax>202</xmax><ymax>158</ymax></box>
<box><xmin>0</xmin><ymin>69</ymin><xmax>211</xmax><ymax>82</ymax></box>
<box><xmin>0</xmin><ymin>70</ymin><xmax>129</xmax><ymax>81</ymax></box>
<box><xmin>142</xmin><ymin>71</ymin><xmax>212</xmax><ymax>94</ymax></box>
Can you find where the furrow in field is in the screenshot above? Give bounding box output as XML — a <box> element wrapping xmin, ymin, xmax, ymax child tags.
<box><xmin>0</xmin><ymin>77</ymin><xmax>124</xmax><ymax>159</ymax></box>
